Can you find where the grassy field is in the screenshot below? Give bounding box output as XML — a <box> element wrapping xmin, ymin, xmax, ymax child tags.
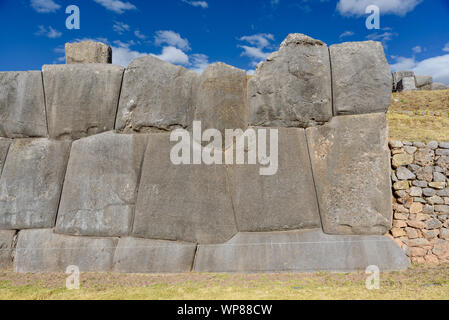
<box><xmin>388</xmin><ymin>89</ymin><xmax>449</xmax><ymax>142</ymax></box>
<box><xmin>1</xmin><ymin>264</ymin><xmax>449</xmax><ymax>300</ymax></box>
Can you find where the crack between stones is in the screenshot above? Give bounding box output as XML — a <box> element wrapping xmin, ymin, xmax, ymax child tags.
<box><xmin>52</xmin><ymin>141</ymin><xmax>73</xmax><ymax>228</ymax></box>
<box><xmin>328</xmin><ymin>46</ymin><xmax>336</xmax><ymax>117</ymax></box>
<box><xmin>112</xmin><ymin>68</ymin><xmax>125</xmax><ymax>131</ymax></box>
<box><xmin>41</xmin><ymin>71</ymin><xmax>50</xmax><ymax>138</ymax></box>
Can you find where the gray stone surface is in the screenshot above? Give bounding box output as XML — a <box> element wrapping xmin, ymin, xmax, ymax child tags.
<box><xmin>194</xmin><ymin>229</ymin><xmax>410</xmax><ymax>272</ymax></box>
<box><xmin>397</xmin><ymin>77</ymin><xmax>417</xmax><ymax>92</ymax></box>
<box><xmin>112</xmin><ymin>237</ymin><xmax>196</xmax><ymax>273</ymax></box>
<box><xmin>0</xmin><ymin>138</ymin><xmax>11</xmax><ymax>175</ymax></box>
<box><xmin>227</xmin><ymin>128</ymin><xmax>321</xmax><ymax>231</ymax></box>
<box><xmin>415</xmin><ymin>75</ymin><xmax>432</xmax><ymax>88</ymax></box>
<box><xmin>0</xmin><ymin>230</ymin><xmax>15</xmax><ymax>269</ymax></box>
<box><xmin>0</xmin><ymin>139</ymin><xmax>70</xmax><ymax>229</ymax></box>
<box><xmin>116</xmin><ymin>56</ymin><xmax>198</xmax><ymax>132</ymax></box>
<box><xmin>0</xmin><ymin>71</ymin><xmax>47</xmax><ymax>138</ymax></box>
<box><xmin>306</xmin><ymin>113</ymin><xmax>392</xmax><ymax>235</ymax></box>
<box><xmin>14</xmin><ymin>229</ymin><xmax>117</xmax><ymax>273</ymax></box>
<box><xmin>194</xmin><ymin>62</ymin><xmax>247</xmax><ymax>136</ymax></box>
<box><xmin>55</xmin><ymin>132</ymin><xmax>147</xmax><ymax>237</ymax></box>
<box><xmin>392</xmin><ymin>71</ymin><xmax>414</xmax><ymax>92</ymax></box>
<box><xmin>248</xmin><ymin>34</ymin><xmax>332</xmax><ymax>128</ymax></box>
<box><xmin>43</xmin><ymin>64</ymin><xmax>124</xmax><ymax>140</ymax></box>
<box><xmin>431</xmin><ymin>82</ymin><xmax>448</xmax><ymax>90</ymax></box>
<box><xmin>330</xmin><ymin>41</ymin><xmax>391</xmax><ymax>115</ymax></box>
<box><xmin>133</xmin><ymin>133</ymin><xmax>237</xmax><ymax>244</ymax></box>
<box><xmin>65</xmin><ymin>41</ymin><xmax>112</xmax><ymax>64</ymax></box>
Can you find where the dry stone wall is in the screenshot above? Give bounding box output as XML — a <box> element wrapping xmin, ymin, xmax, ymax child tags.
<box><xmin>0</xmin><ymin>36</ymin><xmax>411</xmax><ymax>273</ymax></box>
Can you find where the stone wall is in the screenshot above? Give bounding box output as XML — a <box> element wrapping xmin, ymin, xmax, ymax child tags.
<box><xmin>389</xmin><ymin>140</ymin><xmax>449</xmax><ymax>264</ymax></box>
<box><xmin>0</xmin><ymin>36</ymin><xmax>411</xmax><ymax>274</ymax></box>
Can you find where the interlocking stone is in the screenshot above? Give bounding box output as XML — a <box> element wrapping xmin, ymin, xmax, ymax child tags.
<box><xmin>133</xmin><ymin>133</ymin><xmax>237</xmax><ymax>244</ymax></box>
<box><xmin>43</xmin><ymin>64</ymin><xmax>124</xmax><ymax>140</ymax></box>
<box><xmin>55</xmin><ymin>132</ymin><xmax>148</xmax><ymax>237</ymax></box>
<box><xmin>330</xmin><ymin>41</ymin><xmax>391</xmax><ymax>115</ymax></box>
<box><xmin>0</xmin><ymin>230</ymin><xmax>15</xmax><ymax>269</ymax></box>
<box><xmin>194</xmin><ymin>230</ymin><xmax>410</xmax><ymax>272</ymax></box>
<box><xmin>227</xmin><ymin>128</ymin><xmax>320</xmax><ymax>232</ymax></box>
<box><xmin>65</xmin><ymin>41</ymin><xmax>112</xmax><ymax>64</ymax></box>
<box><xmin>0</xmin><ymin>138</ymin><xmax>11</xmax><ymax>174</ymax></box>
<box><xmin>248</xmin><ymin>33</ymin><xmax>332</xmax><ymax>128</ymax></box>
<box><xmin>14</xmin><ymin>229</ymin><xmax>117</xmax><ymax>273</ymax></box>
<box><xmin>307</xmin><ymin>113</ymin><xmax>392</xmax><ymax>235</ymax></box>
<box><xmin>0</xmin><ymin>71</ymin><xmax>47</xmax><ymax>138</ymax></box>
<box><xmin>0</xmin><ymin>139</ymin><xmax>70</xmax><ymax>229</ymax></box>
<box><xmin>115</xmin><ymin>55</ymin><xmax>199</xmax><ymax>132</ymax></box>
<box><xmin>396</xmin><ymin>166</ymin><xmax>416</xmax><ymax>180</ymax></box>
<box><xmin>112</xmin><ymin>237</ymin><xmax>197</xmax><ymax>273</ymax></box>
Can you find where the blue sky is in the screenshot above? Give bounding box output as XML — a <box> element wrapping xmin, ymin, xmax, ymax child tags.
<box><xmin>1</xmin><ymin>0</ymin><xmax>449</xmax><ymax>83</ymax></box>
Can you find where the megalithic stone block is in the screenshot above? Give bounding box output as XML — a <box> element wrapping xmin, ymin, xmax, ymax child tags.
<box><xmin>133</xmin><ymin>133</ymin><xmax>237</xmax><ymax>244</ymax></box>
<box><xmin>65</xmin><ymin>41</ymin><xmax>112</xmax><ymax>64</ymax></box>
<box><xmin>392</xmin><ymin>71</ymin><xmax>414</xmax><ymax>91</ymax></box>
<box><xmin>116</xmin><ymin>56</ymin><xmax>199</xmax><ymax>132</ymax></box>
<box><xmin>194</xmin><ymin>62</ymin><xmax>248</xmax><ymax>135</ymax></box>
<box><xmin>248</xmin><ymin>33</ymin><xmax>332</xmax><ymax>128</ymax></box>
<box><xmin>112</xmin><ymin>237</ymin><xmax>197</xmax><ymax>273</ymax></box>
<box><xmin>194</xmin><ymin>230</ymin><xmax>410</xmax><ymax>273</ymax></box>
<box><xmin>0</xmin><ymin>71</ymin><xmax>48</xmax><ymax>138</ymax></box>
<box><xmin>227</xmin><ymin>128</ymin><xmax>321</xmax><ymax>231</ymax></box>
<box><xmin>306</xmin><ymin>113</ymin><xmax>393</xmax><ymax>235</ymax></box>
<box><xmin>330</xmin><ymin>41</ymin><xmax>392</xmax><ymax>115</ymax></box>
<box><xmin>43</xmin><ymin>64</ymin><xmax>124</xmax><ymax>140</ymax></box>
<box><xmin>14</xmin><ymin>229</ymin><xmax>117</xmax><ymax>273</ymax></box>
<box><xmin>55</xmin><ymin>132</ymin><xmax>148</xmax><ymax>237</ymax></box>
<box><xmin>0</xmin><ymin>138</ymin><xmax>11</xmax><ymax>174</ymax></box>
<box><xmin>0</xmin><ymin>139</ymin><xmax>71</xmax><ymax>229</ymax></box>
<box><xmin>0</xmin><ymin>230</ymin><xmax>16</xmax><ymax>269</ymax></box>
<box><xmin>397</xmin><ymin>77</ymin><xmax>417</xmax><ymax>92</ymax></box>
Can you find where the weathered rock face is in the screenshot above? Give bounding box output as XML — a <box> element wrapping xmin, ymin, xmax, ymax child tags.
<box><xmin>0</xmin><ymin>139</ymin><xmax>70</xmax><ymax>229</ymax></box>
<box><xmin>330</xmin><ymin>41</ymin><xmax>391</xmax><ymax>115</ymax></box>
<box><xmin>248</xmin><ymin>33</ymin><xmax>332</xmax><ymax>128</ymax></box>
<box><xmin>397</xmin><ymin>77</ymin><xmax>417</xmax><ymax>92</ymax></box>
<box><xmin>55</xmin><ymin>132</ymin><xmax>148</xmax><ymax>237</ymax></box>
<box><xmin>43</xmin><ymin>64</ymin><xmax>124</xmax><ymax>140</ymax></box>
<box><xmin>392</xmin><ymin>71</ymin><xmax>414</xmax><ymax>92</ymax></box>
<box><xmin>432</xmin><ymin>82</ymin><xmax>448</xmax><ymax>90</ymax></box>
<box><xmin>227</xmin><ymin>128</ymin><xmax>321</xmax><ymax>231</ymax></box>
<box><xmin>65</xmin><ymin>41</ymin><xmax>112</xmax><ymax>64</ymax></box>
<box><xmin>0</xmin><ymin>71</ymin><xmax>47</xmax><ymax>138</ymax></box>
<box><xmin>307</xmin><ymin>113</ymin><xmax>392</xmax><ymax>235</ymax></box>
<box><xmin>194</xmin><ymin>63</ymin><xmax>247</xmax><ymax>135</ymax></box>
<box><xmin>0</xmin><ymin>138</ymin><xmax>11</xmax><ymax>174</ymax></box>
<box><xmin>14</xmin><ymin>229</ymin><xmax>117</xmax><ymax>272</ymax></box>
<box><xmin>415</xmin><ymin>75</ymin><xmax>433</xmax><ymax>89</ymax></box>
<box><xmin>194</xmin><ymin>230</ymin><xmax>410</xmax><ymax>272</ymax></box>
<box><xmin>132</xmin><ymin>133</ymin><xmax>237</xmax><ymax>244</ymax></box>
<box><xmin>0</xmin><ymin>230</ymin><xmax>15</xmax><ymax>269</ymax></box>
<box><xmin>113</xmin><ymin>237</ymin><xmax>196</xmax><ymax>273</ymax></box>
<box><xmin>116</xmin><ymin>56</ymin><xmax>199</xmax><ymax>132</ymax></box>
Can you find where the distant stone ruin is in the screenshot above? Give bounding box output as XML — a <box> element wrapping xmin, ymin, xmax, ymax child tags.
<box><xmin>392</xmin><ymin>70</ymin><xmax>448</xmax><ymax>92</ymax></box>
<box><xmin>0</xmin><ymin>36</ymin><xmax>410</xmax><ymax>273</ymax></box>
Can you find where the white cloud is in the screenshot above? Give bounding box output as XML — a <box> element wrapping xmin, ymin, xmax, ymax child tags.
<box><xmin>154</xmin><ymin>30</ymin><xmax>191</xmax><ymax>51</ymax></box>
<box><xmin>238</xmin><ymin>33</ymin><xmax>275</xmax><ymax>67</ymax></box>
<box><xmin>35</xmin><ymin>25</ymin><xmax>62</xmax><ymax>38</ymax></box>
<box><xmin>113</xmin><ymin>21</ymin><xmax>130</xmax><ymax>34</ymax></box>
<box><xmin>336</xmin><ymin>0</ymin><xmax>422</xmax><ymax>16</ymax></box>
<box><xmin>31</xmin><ymin>0</ymin><xmax>61</xmax><ymax>13</ymax></box>
<box><xmin>443</xmin><ymin>43</ymin><xmax>449</xmax><ymax>53</ymax></box>
<box><xmin>366</xmin><ymin>31</ymin><xmax>397</xmax><ymax>48</ymax></box>
<box><xmin>153</xmin><ymin>46</ymin><xmax>189</xmax><ymax>65</ymax></box>
<box><xmin>112</xmin><ymin>46</ymin><xmax>148</xmax><ymax>66</ymax></box>
<box><xmin>239</xmin><ymin>34</ymin><xmax>274</xmax><ymax>49</ymax></box>
<box><xmin>181</xmin><ymin>0</ymin><xmax>208</xmax><ymax>8</ymax></box>
<box><xmin>93</xmin><ymin>0</ymin><xmax>136</xmax><ymax>14</ymax></box>
<box><xmin>390</xmin><ymin>54</ymin><xmax>449</xmax><ymax>85</ymax></box>
<box><xmin>240</xmin><ymin>46</ymin><xmax>271</xmax><ymax>61</ymax></box>
<box><xmin>134</xmin><ymin>30</ymin><xmax>147</xmax><ymax>40</ymax></box>
<box><xmin>339</xmin><ymin>31</ymin><xmax>354</xmax><ymax>39</ymax></box>
<box><xmin>189</xmin><ymin>54</ymin><xmax>210</xmax><ymax>73</ymax></box>
<box><xmin>412</xmin><ymin>46</ymin><xmax>422</xmax><ymax>54</ymax></box>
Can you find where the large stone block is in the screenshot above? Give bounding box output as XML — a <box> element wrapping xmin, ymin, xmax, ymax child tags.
<box><xmin>392</xmin><ymin>71</ymin><xmax>414</xmax><ymax>92</ymax></box>
<box><xmin>415</xmin><ymin>75</ymin><xmax>432</xmax><ymax>89</ymax></box>
<box><xmin>55</xmin><ymin>132</ymin><xmax>148</xmax><ymax>237</ymax></box>
<box><xmin>116</xmin><ymin>56</ymin><xmax>198</xmax><ymax>132</ymax></box>
<box><xmin>227</xmin><ymin>128</ymin><xmax>321</xmax><ymax>231</ymax></box>
<box><xmin>330</xmin><ymin>41</ymin><xmax>391</xmax><ymax>115</ymax></box>
<box><xmin>112</xmin><ymin>237</ymin><xmax>197</xmax><ymax>273</ymax></box>
<box><xmin>306</xmin><ymin>113</ymin><xmax>392</xmax><ymax>235</ymax></box>
<box><xmin>194</xmin><ymin>63</ymin><xmax>247</xmax><ymax>136</ymax></box>
<box><xmin>248</xmin><ymin>34</ymin><xmax>332</xmax><ymax>128</ymax></box>
<box><xmin>194</xmin><ymin>230</ymin><xmax>410</xmax><ymax>272</ymax></box>
<box><xmin>0</xmin><ymin>139</ymin><xmax>70</xmax><ymax>229</ymax></box>
<box><xmin>43</xmin><ymin>64</ymin><xmax>124</xmax><ymax>140</ymax></box>
<box><xmin>0</xmin><ymin>71</ymin><xmax>47</xmax><ymax>138</ymax></box>
<box><xmin>0</xmin><ymin>230</ymin><xmax>16</xmax><ymax>269</ymax></box>
<box><xmin>65</xmin><ymin>41</ymin><xmax>112</xmax><ymax>64</ymax></box>
<box><xmin>397</xmin><ymin>77</ymin><xmax>417</xmax><ymax>92</ymax></box>
<box><xmin>14</xmin><ymin>229</ymin><xmax>117</xmax><ymax>273</ymax></box>
<box><xmin>133</xmin><ymin>133</ymin><xmax>237</xmax><ymax>244</ymax></box>
<box><xmin>0</xmin><ymin>138</ymin><xmax>11</xmax><ymax>174</ymax></box>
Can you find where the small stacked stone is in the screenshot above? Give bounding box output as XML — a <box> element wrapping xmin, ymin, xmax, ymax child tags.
<box><xmin>390</xmin><ymin>140</ymin><xmax>449</xmax><ymax>264</ymax></box>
